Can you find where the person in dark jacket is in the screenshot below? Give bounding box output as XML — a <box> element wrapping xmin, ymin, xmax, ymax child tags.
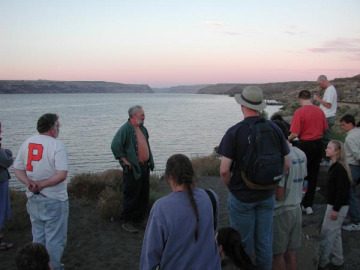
<box><xmin>111</xmin><ymin>105</ymin><xmax>154</xmax><ymax>234</ymax></box>
<box><xmin>0</xmin><ymin>121</ymin><xmax>14</xmax><ymax>250</ymax></box>
<box><xmin>318</xmin><ymin>140</ymin><xmax>352</xmax><ymax>269</ymax></box>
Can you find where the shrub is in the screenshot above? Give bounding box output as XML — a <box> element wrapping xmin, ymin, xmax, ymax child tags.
<box><xmin>68</xmin><ymin>169</ymin><xmax>122</xmax><ymax>201</ymax></box>
<box><xmin>68</xmin><ymin>169</ymin><xmax>164</xmax><ymax>220</ymax></box>
<box><xmin>337</xmin><ymin>105</ymin><xmax>359</xmax><ymax>118</ymax></box>
<box><xmin>68</xmin><ymin>173</ymin><xmax>107</xmax><ymax>201</ymax></box>
<box><xmin>98</xmin><ymin>187</ymin><xmax>122</xmax><ymax>221</ymax></box>
<box><xmin>331</xmin><ymin>122</ymin><xmax>346</xmax><ymax>142</ymax></box>
<box><xmin>100</xmin><ymin>169</ymin><xmax>122</xmax><ymax>191</ymax></box>
<box><xmin>191</xmin><ymin>155</ymin><xmax>220</xmax><ymax>177</ymax></box>
<box><xmin>279</xmin><ymin>101</ymin><xmax>301</xmax><ymax>116</ymax></box>
<box><xmin>149</xmin><ymin>173</ymin><xmax>164</xmax><ymax>191</ymax></box>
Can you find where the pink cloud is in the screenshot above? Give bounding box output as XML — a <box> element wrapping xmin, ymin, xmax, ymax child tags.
<box><xmin>308</xmin><ymin>37</ymin><xmax>360</xmax><ymax>53</ymax></box>
<box><xmin>307</xmin><ymin>37</ymin><xmax>360</xmax><ymax>61</ymax></box>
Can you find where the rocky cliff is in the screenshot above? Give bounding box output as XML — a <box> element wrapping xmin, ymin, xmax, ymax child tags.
<box><xmin>0</xmin><ymin>80</ymin><xmax>154</xmax><ymax>94</ymax></box>
<box><xmin>198</xmin><ymin>75</ymin><xmax>360</xmax><ymax>103</ymax></box>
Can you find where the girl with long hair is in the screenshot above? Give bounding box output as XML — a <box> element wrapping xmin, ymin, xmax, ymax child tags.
<box><xmin>318</xmin><ymin>140</ymin><xmax>352</xmax><ymax>269</ymax></box>
<box><xmin>140</xmin><ymin>154</ymin><xmax>221</xmax><ymax>270</ymax></box>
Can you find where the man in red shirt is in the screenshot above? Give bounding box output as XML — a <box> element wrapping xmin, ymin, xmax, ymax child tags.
<box><xmin>288</xmin><ymin>90</ymin><xmax>328</xmax><ymax>215</ymax></box>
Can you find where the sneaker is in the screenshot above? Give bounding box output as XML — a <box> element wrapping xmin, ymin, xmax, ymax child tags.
<box><xmin>0</xmin><ymin>241</ymin><xmax>14</xmax><ymax>250</ymax></box>
<box><xmin>122</xmin><ymin>222</ymin><xmax>138</xmax><ymax>234</ymax></box>
<box><xmin>302</xmin><ymin>206</ymin><xmax>314</xmax><ymax>215</ymax></box>
<box><xmin>342</xmin><ymin>223</ymin><xmax>360</xmax><ymax>231</ymax></box>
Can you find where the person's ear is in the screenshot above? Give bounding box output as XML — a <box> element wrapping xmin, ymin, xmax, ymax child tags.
<box><xmin>167</xmin><ymin>175</ymin><xmax>176</xmax><ymax>190</ymax></box>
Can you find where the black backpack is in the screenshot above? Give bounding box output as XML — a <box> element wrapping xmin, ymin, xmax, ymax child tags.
<box><xmin>240</xmin><ymin>118</ymin><xmax>284</xmax><ymax>190</ymax></box>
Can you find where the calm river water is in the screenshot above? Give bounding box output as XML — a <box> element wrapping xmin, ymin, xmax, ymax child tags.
<box><xmin>0</xmin><ymin>93</ymin><xmax>281</xmax><ymax>189</ymax></box>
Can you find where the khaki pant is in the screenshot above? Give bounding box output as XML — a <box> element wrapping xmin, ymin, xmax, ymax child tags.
<box><xmin>318</xmin><ymin>204</ymin><xmax>348</xmax><ymax>267</ymax></box>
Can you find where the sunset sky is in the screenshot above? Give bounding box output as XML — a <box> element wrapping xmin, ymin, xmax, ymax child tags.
<box><xmin>1</xmin><ymin>0</ymin><xmax>359</xmax><ymax>87</ymax></box>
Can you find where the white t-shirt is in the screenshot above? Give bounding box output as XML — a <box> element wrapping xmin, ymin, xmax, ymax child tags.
<box><xmin>320</xmin><ymin>85</ymin><xmax>337</xmax><ymax>118</ymax></box>
<box><xmin>14</xmin><ymin>134</ymin><xmax>68</xmax><ymax>201</ymax></box>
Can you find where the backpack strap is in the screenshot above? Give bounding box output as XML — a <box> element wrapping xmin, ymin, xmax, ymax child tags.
<box><xmin>233</xmin><ymin>117</ymin><xmax>263</xmax><ymax>174</ymax></box>
<box><xmin>204</xmin><ymin>189</ymin><xmax>217</xmax><ymax>230</ymax></box>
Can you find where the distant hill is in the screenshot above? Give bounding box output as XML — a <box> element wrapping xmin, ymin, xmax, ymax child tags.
<box><xmin>197</xmin><ymin>75</ymin><xmax>360</xmax><ymax>103</ymax></box>
<box><xmin>0</xmin><ymin>80</ymin><xmax>153</xmax><ymax>94</ymax></box>
<box><xmin>152</xmin><ymin>85</ymin><xmax>209</xmax><ymax>94</ymax></box>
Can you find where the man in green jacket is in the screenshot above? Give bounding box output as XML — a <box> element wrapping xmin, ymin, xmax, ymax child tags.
<box><xmin>111</xmin><ymin>105</ymin><xmax>154</xmax><ymax>233</ymax></box>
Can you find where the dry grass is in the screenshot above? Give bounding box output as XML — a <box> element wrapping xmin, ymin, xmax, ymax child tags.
<box><xmin>191</xmin><ymin>155</ymin><xmax>220</xmax><ymax>177</ymax></box>
<box><xmin>7</xmin><ymin>158</ymin><xmax>215</xmax><ymax>225</ymax></box>
<box><xmin>68</xmin><ymin>169</ymin><xmax>164</xmax><ymax>220</ymax></box>
<box><xmin>98</xmin><ymin>187</ymin><xmax>122</xmax><ymax>221</ymax></box>
<box><xmin>68</xmin><ymin>169</ymin><xmax>122</xmax><ymax>201</ymax></box>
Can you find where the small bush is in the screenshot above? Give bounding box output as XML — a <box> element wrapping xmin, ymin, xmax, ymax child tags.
<box><xmin>337</xmin><ymin>105</ymin><xmax>359</xmax><ymax>118</ymax></box>
<box><xmin>68</xmin><ymin>169</ymin><xmax>122</xmax><ymax>201</ymax></box>
<box><xmin>68</xmin><ymin>169</ymin><xmax>164</xmax><ymax>220</ymax></box>
<box><xmin>68</xmin><ymin>173</ymin><xmax>106</xmax><ymax>200</ymax></box>
<box><xmin>100</xmin><ymin>169</ymin><xmax>122</xmax><ymax>191</ymax></box>
<box><xmin>149</xmin><ymin>173</ymin><xmax>163</xmax><ymax>191</ymax></box>
<box><xmin>331</xmin><ymin>123</ymin><xmax>346</xmax><ymax>142</ymax></box>
<box><xmin>191</xmin><ymin>155</ymin><xmax>220</xmax><ymax>177</ymax></box>
<box><xmin>98</xmin><ymin>187</ymin><xmax>122</xmax><ymax>221</ymax></box>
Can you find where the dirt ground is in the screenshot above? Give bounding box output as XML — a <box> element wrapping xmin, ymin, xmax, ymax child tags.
<box><xmin>1</xmin><ymin>167</ymin><xmax>360</xmax><ymax>269</ymax></box>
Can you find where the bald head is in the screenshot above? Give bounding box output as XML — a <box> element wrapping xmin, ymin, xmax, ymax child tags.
<box><xmin>317</xmin><ymin>75</ymin><xmax>330</xmax><ymax>90</ymax></box>
<box><xmin>317</xmin><ymin>75</ymin><xmax>328</xmax><ymax>82</ymax></box>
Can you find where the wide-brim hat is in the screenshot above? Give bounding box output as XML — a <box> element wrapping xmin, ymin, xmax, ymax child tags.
<box><xmin>234</xmin><ymin>86</ymin><xmax>266</xmax><ymax>111</ymax></box>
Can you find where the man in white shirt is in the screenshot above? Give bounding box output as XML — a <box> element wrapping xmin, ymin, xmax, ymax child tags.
<box><xmin>314</xmin><ymin>75</ymin><xmax>338</xmax><ymax>164</ymax></box>
<box><xmin>14</xmin><ymin>113</ymin><xmax>68</xmax><ymax>270</ymax></box>
<box><xmin>340</xmin><ymin>114</ymin><xmax>360</xmax><ymax>231</ymax></box>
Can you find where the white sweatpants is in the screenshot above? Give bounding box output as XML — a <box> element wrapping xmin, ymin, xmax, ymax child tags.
<box><xmin>318</xmin><ymin>204</ymin><xmax>349</xmax><ymax>267</ymax></box>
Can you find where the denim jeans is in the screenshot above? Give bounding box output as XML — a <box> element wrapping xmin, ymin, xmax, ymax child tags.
<box><xmin>27</xmin><ymin>194</ymin><xmax>69</xmax><ymax>270</ymax></box>
<box><xmin>228</xmin><ymin>192</ymin><xmax>274</xmax><ymax>270</ymax></box>
<box><xmin>322</xmin><ymin>116</ymin><xmax>335</xmax><ymax>149</ymax></box>
<box><xmin>348</xmin><ymin>164</ymin><xmax>360</xmax><ymax>224</ymax></box>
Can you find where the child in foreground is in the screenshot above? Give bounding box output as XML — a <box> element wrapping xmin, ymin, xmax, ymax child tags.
<box><xmin>216</xmin><ymin>227</ymin><xmax>257</xmax><ymax>270</ymax></box>
<box><xmin>318</xmin><ymin>140</ymin><xmax>352</xmax><ymax>270</ymax></box>
<box><xmin>15</xmin><ymin>242</ymin><xmax>51</xmax><ymax>270</ymax></box>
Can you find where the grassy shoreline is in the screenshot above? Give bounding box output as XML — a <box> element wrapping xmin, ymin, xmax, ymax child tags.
<box><xmin>4</xmin><ymin>154</ymin><xmax>221</xmax><ymax>231</ymax></box>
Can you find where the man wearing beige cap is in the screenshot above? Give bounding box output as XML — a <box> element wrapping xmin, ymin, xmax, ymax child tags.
<box><xmin>218</xmin><ymin>86</ymin><xmax>290</xmax><ymax>270</ymax></box>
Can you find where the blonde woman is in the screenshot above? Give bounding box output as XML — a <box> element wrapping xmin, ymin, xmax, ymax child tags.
<box><xmin>318</xmin><ymin>140</ymin><xmax>352</xmax><ymax>269</ymax></box>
